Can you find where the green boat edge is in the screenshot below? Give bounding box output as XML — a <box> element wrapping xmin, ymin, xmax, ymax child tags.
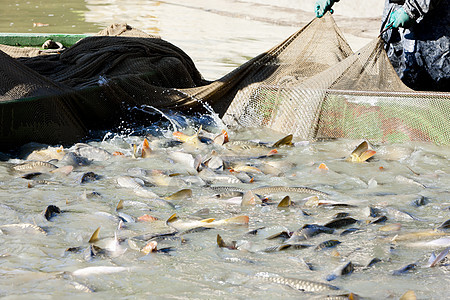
<box><xmin>0</xmin><ymin>33</ymin><xmax>90</xmax><ymax>47</ymax></box>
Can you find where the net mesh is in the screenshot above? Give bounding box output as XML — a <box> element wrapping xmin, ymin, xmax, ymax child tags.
<box><xmin>0</xmin><ymin>14</ymin><xmax>449</xmax><ymax>149</ymax></box>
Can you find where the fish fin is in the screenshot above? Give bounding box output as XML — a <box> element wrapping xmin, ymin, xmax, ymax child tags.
<box><xmin>430</xmin><ymin>246</ymin><xmax>450</xmax><ymax>267</ymax></box>
<box><xmin>267</xmin><ymin>149</ymin><xmax>278</xmax><ymax>156</ymax></box>
<box><xmin>222</xmin><ymin>130</ymin><xmax>229</xmax><ymax>143</ymax></box>
<box><xmin>165</xmin><ymin>189</ymin><xmax>193</xmax><ymax>200</ymax></box>
<box><xmin>277</xmin><ymin>196</ymin><xmax>292</xmax><ymax>208</ymax></box>
<box><xmin>200</xmin><ymin>218</ymin><xmax>216</xmax><ymax>223</ymax></box>
<box><xmin>132</xmin><ymin>144</ymin><xmax>138</xmax><ymax>159</ymax></box>
<box><xmin>272</xmin><ymin>134</ymin><xmax>293</xmax><ymax>147</ymax></box>
<box><xmin>213</xmin><ymin>132</ymin><xmax>225</xmax><ymax>145</ymax></box>
<box><xmin>399</xmin><ymin>290</ymin><xmax>416</xmax><ymax>300</ymax></box>
<box><xmin>223</xmin><ymin>215</ymin><xmax>249</xmax><ymax>225</ymax></box>
<box><xmin>116</xmin><ymin>199</ymin><xmax>124</xmax><ymax>211</ymax></box>
<box><xmin>196</xmin><ymin>125</ymin><xmax>202</xmax><ymax>136</ymax></box>
<box><xmin>141</xmin><ymin>241</ymin><xmax>158</xmax><ymax>255</ymax></box>
<box><xmin>166</xmin><ymin>213</ymin><xmax>179</xmax><ymax>224</ymax></box>
<box><xmin>318</xmin><ymin>163</ymin><xmax>329</xmax><ymax>170</ymax></box>
<box><xmin>141</xmin><ymin>138</ymin><xmax>151</xmax><ymax>158</ymax></box>
<box><xmin>359</xmin><ymin>150</ymin><xmax>376</xmax><ymax>162</ymax></box>
<box><xmin>217</xmin><ymin>234</ymin><xmax>226</xmax><ymax>247</ymax></box>
<box><xmin>172</xmin><ymin>131</ymin><xmax>187</xmax><ymax>141</ymax></box>
<box><xmin>88</xmin><ymin>227</ymin><xmax>100</xmax><ymax>243</ymax></box>
<box><xmin>351</xmin><ymin>141</ymin><xmax>369</xmax><ymax>157</ymax></box>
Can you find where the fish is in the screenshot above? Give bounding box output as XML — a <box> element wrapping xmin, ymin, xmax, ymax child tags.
<box><xmin>320</xmin><ymin>293</ymin><xmax>361</xmax><ymax>300</ymax></box>
<box><xmin>326</xmin><ymin>261</ymin><xmax>354</xmax><ymax>281</ymax></box>
<box><xmin>391</xmin><ymin>230</ymin><xmax>448</xmax><ymax>242</ymax></box>
<box><xmin>210</xmin><ymin>186</ymin><xmax>244</xmax><ymax>198</ymax></box>
<box><xmin>141</xmin><ymin>241</ymin><xmax>158</xmax><ymax>254</ymax></box>
<box><xmin>172</xmin><ymin>126</ymin><xmax>202</xmax><ymax>147</ymax></box>
<box><xmin>118</xmin><ymin>212</ymin><xmax>136</xmax><ymax>223</ymax></box>
<box><xmin>254</xmin><ymin>272</ymin><xmax>339</xmax><ymax>292</ymax></box>
<box><xmin>73</xmin><ymin>143</ymin><xmax>112</xmax><ymax>161</ymax></box>
<box><xmin>408</xmin><ymin>237</ymin><xmax>450</xmax><ymax>248</ymax></box>
<box><xmin>166</xmin><ymin>213</ymin><xmax>249</xmax><ymax>231</ymax></box>
<box><xmin>365</xmin><ymin>258</ymin><xmax>382</xmax><ymax>268</ymax></box>
<box><xmin>26</xmin><ymin>146</ymin><xmax>66</xmax><ymax>161</ymax></box>
<box><xmin>379</xmin><ymin>223</ymin><xmax>402</xmax><ymax>232</ymax></box>
<box><xmin>333</xmin><ymin>212</ymin><xmax>349</xmax><ymax>219</ymax></box>
<box><xmin>399</xmin><ymin>290</ymin><xmax>417</xmax><ymax>300</ymax></box>
<box><xmin>262</xmin><ymin>244</ymin><xmax>311</xmax><ymax>252</ymax></box>
<box><xmin>83</xmin><ymin>244</ymin><xmax>108</xmax><ymax>261</ymax></box>
<box><xmin>202</xmin><ymin>153</ymin><xmax>224</xmax><ymax>171</ymax></box>
<box><xmin>216</xmin><ymin>234</ymin><xmax>238</xmax><ymax>250</ymax></box>
<box><xmin>286</xmin><ymin>224</ymin><xmax>334</xmax><ymax>244</ymax></box>
<box><xmin>21</xmin><ymin>172</ymin><xmax>44</xmax><ymax>180</ymax></box>
<box><xmin>141</xmin><ymin>138</ymin><xmax>152</xmax><ymax>158</ymax></box>
<box><xmin>59</xmin><ymin>152</ymin><xmax>91</xmax><ymax>167</ymax></box>
<box><xmin>340</xmin><ymin>228</ymin><xmax>361</xmax><ymax>236</ymax></box>
<box><xmin>68</xmin><ymin>281</ymin><xmax>95</xmax><ymax>293</ymax></box>
<box><xmin>88</xmin><ymin>227</ymin><xmax>101</xmax><ymax>243</ymax></box>
<box><xmin>324</xmin><ymin>217</ymin><xmax>358</xmax><ymax>229</ymax></box>
<box><xmin>277</xmin><ymin>196</ymin><xmax>292</xmax><ymax>208</ymax></box>
<box><xmin>369</xmin><ymin>216</ymin><xmax>387</xmax><ymax>224</ymax></box>
<box><xmin>12</xmin><ymin>161</ymin><xmax>58</xmax><ymax>173</ymax></box>
<box><xmin>213</xmin><ymin>130</ymin><xmax>229</xmax><ymax>145</ymax></box>
<box><xmin>411</xmin><ymin>196</ymin><xmax>430</xmax><ymax>207</ymax></box>
<box><xmin>132</xmin><ymin>231</ymin><xmax>178</xmax><ymax>242</ymax></box>
<box><xmin>241</xmin><ymin>190</ymin><xmax>262</xmax><ymax>206</ymax></box>
<box><xmin>0</xmin><ymin>223</ymin><xmax>46</xmax><ymax>235</ymax></box>
<box><xmin>116</xmin><ymin>176</ymin><xmax>174</xmax><ymax>208</ymax></box>
<box><xmin>437</xmin><ymin>219</ymin><xmax>450</xmax><ymax>231</ymax></box>
<box><xmin>346</xmin><ymin>141</ymin><xmax>376</xmax><ymax>163</ymax></box>
<box><xmin>43</xmin><ymin>205</ymin><xmax>61</xmax><ymax>221</ymax></box>
<box><xmin>315</xmin><ymin>240</ymin><xmax>341</xmax><ymax>251</ymax></box>
<box><xmin>77</xmin><ymin>172</ymin><xmax>100</xmax><ymax>184</ymax></box>
<box><xmin>251</xmin><ymin>186</ymin><xmax>329</xmax><ymax>197</ymax></box>
<box><xmin>229</xmin><ymin>165</ymin><xmax>263</xmax><ymax>174</ymax></box>
<box><xmin>392</xmin><ymin>263</ymin><xmax>417</xmax><ymax>275</ymax></box>
<box><xmin>395</xmin><ymin>175</ymin><xmax>425</xmax><ymax>188</ymax></box>
<box><xmin>426</xmin><ymin>246</ymin><xmax>450</xmax><ymax>267</ymax></box>
<box><xmin>71</xmin><ymin>266</ymin><xmax>129</xmax><ymax>277</ymax></box>
<box><xmin>225</xmin><ymin>134</ymin><xmax>293</xmax><ymax>151</ymax></box>
<box><xmin>164</xmin><ymin>189</ymin><xmax>193</xmax><ymax>200</ymax></box>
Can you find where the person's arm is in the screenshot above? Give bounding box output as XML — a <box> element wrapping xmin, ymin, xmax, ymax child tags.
<box><xmin>387</xmin><ymin>0</ymin><xmax>442</xmax><ymax>28</ymax></box>
<box><xmin>403</xmin><ymin>0</ymin><xmax>441</xmax><ymax>22</ymax></box>
<box><xmin>315</xmin><ymin>0</ymin><xmax>340</xmax><ymax>18</ymax></box>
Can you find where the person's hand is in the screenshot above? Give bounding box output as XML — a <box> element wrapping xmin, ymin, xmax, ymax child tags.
<box><xmin>386</xmin><ymin>7</ymin><xmax>413</xmax><ymax>29</ymax></box>
<box><xmin>315</xmin><ymin>0</ymin><xmax>337</xmax><ymax>18</ymax></box>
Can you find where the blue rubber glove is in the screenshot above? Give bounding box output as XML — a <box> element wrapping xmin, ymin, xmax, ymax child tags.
<box><xmin>315</xmin><ymin>0</ymin><xmax>337</xmax><ymax>18</ymax></box>
<box><xmin>386</xmin><ymin>7</ymin><xmax>413</xmax><ymax>29</ymax></box>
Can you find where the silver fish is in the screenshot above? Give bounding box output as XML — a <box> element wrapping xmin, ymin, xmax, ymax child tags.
<box><xmin>255</xmin><ymin>273</ymin><xmax>339</xmax><ymax>292</ymax></box>
<box><xmin>0</xmin><ymin>223</ymin><xmax>46</xmax><ymax>235</ymax></box>
<box><xmin>73</xmin><ymin>143</ymin><xmax>112</xmax><ymax>161</ymax></box>
<box><xmin>12</xmin><ymin>161</ymin><xmax>57</xmax><ymax>173</ymax></box>
<box><xmin>116</xmin><ymin>176</ymin><xmax>173</xmax><ymax>208</ymax></box>
<box><xmin>251</xmin><ymin>186</ymin><xmax>329</xmax><ymax>197</ymax></box>
<box><xmin>71</xmin><ymin>266</ymin><xmax>129</xmax><ymax>277</ymax></box>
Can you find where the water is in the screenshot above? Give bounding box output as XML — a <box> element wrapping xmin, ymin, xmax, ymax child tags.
<box><xmin>1</xmin><ymin>0</ymin><xmax>449</xmax><ymax>298</ymax></box>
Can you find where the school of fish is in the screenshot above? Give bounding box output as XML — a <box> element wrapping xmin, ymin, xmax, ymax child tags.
<box><xmin>0</xmin><ymin>119</ymin><xmax>448</xmax><ymax>299</ymax></box>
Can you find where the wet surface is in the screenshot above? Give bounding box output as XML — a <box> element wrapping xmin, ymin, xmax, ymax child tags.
<box><xmin>0</xmin><ymin>120</ymin><xmax>449</xmax><ymax>298</ymax></box>
<box><xmin>1</xmin><ymin>1</ymin><xmax>449</xmax><ymax>298</ymax></box>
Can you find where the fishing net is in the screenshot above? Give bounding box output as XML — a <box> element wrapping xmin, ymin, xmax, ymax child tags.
<box><xmin>0</xmin><ymin>13</ymin><xmax>449</xmax><ymax>150</ymax></box>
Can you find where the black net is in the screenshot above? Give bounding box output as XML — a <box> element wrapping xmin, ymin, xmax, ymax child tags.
<box><xmin>1</xmin><ymin>15</ymin><xmax>449</xmax><ymax>150</ymax></box>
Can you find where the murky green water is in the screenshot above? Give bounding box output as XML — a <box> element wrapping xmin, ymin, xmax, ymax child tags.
<box><xmin>1</xmin><ymin>1</ymin><xmax>449</xmax><ymax>299</ymax></box>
